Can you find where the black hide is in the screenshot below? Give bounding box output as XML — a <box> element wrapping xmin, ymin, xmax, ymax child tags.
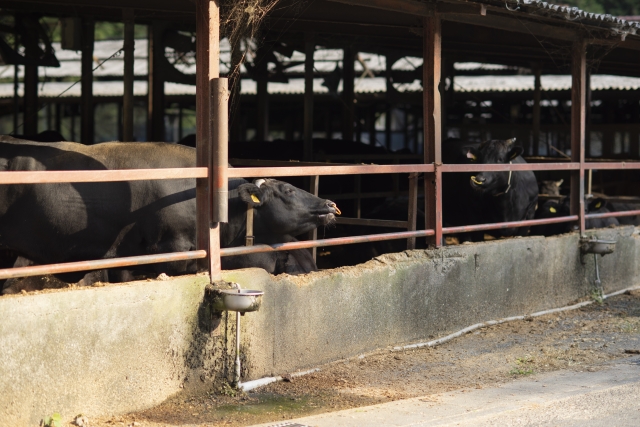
<box><xmin>442</xmin><ymin>138</ymin><xmax>539</xmax><ymax>241</ymax></box>
<box><xmin>0</xmin><ymin>137</ymin><xmax>337</xmax><ymax>282</ymax></box>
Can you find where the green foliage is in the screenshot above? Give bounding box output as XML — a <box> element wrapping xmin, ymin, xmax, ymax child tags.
<box><xmin>42</xmin><ymin>413</ymin><xmax>62</xmax><ymax>427</ymax></box>
<box><xmin>509</xmin><ymin>355</ymin><xmax>535</xmax><ymax>376</ymax></box>
<box><xmin>94</xmin><ymin>22</ymin><xmax>148</xmax><ymax>41</ymax></box>
<box><xmin>561</xmin><ymin>0</ymin><xmax>640</xmax><ymax>15</ymax></box>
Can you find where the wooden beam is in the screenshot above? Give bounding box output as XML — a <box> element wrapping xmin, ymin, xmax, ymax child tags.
<box><xmin>122</xmin><ymin>8</ymin><xmax>135</xmax><ymax>142</ymax></box>
<box><xmin>442</xmin><ymin>12</ymin><xmax>577</xmax><ymax>42</ymax></box>
<box><xmin>328</xmin><ymin>0</ymin><xmax>430</xmax><ymax>16</ymax></box>
<box><xmin>423</xmin><ymin>12</ymin><xmax>443</xmax><ymax>247</ymax></box>
<box><xmin>80</xmin><ymin>18</ymin><xmax>95</xmax><ymax>144</ymax></box>
<box><xmin>570</xmin><ymin>39</ymin><xmax>587</xmax><ymax>235</ymax></box>
<box><xmin>304</xmin><ymin>33</ymin><xmax>315</xmax><ymax>161</ymax></box>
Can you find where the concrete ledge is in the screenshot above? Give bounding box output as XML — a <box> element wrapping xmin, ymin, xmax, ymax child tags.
<box><xmin>0</xmin><ymin>227</ymin><xmax>638</xmax><ymax>425</ymax></box>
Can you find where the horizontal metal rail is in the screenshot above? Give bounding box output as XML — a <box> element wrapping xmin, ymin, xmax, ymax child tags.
<box><xmin>0</xmin><ymin>168</ymin><xmax>208</xmax><ymax>184</ymax></box>
<box><xmin>335</xmin><ymin>217</ymin><xmax>409</xmax><ymax>228</ymax></box>
<box><xmin>322</xmin><ymin>190</ymin><xmax>410</xmax><ymax>201</ymax></box>
<box><xmin>442</xmin><ymin>215</ymin><xmax>579</xmax><ymax>235</ymax></box>
<box><xmin>220</xmin><ymin>229</ymin><xmax>436</xmax><ymax>256</ymax></box>
<box><xmin>440</xmin><ymin>163</ymin><xmax>580</xmax><ymax>172</ymax></box>
<box><xmin>585</xmin><ymin>209</ymin><xmax>640</xmax><ymax>220</ymax></box>
<box><xmin>584</xmin><ymin>162</ymin><xmax>640</xmax><ymax>170</ymax></box>
<box><xmin>0</xmin><ymin>250</ymin><xmax>207</xmax><ymax>280</ymax></box>
<box><xmin>227</xmin><ymin>164</ymin><xmax>435</xmax><ymax>178</ymax></box>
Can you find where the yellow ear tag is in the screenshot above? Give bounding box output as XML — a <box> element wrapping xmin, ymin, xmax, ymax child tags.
<box><xmin>251</xmin><ymin>194</ymin><xmax>260</xmax><ymax>203</ymax></box>
<box><xmin>596</xmin><ymin>202</ymin><xmax>601</xmax><ymax>209</ymax></box>
<box><xmin>549</xmin><ymin>207</ymin><xmax>557</xmax><ymax>213</ymax></box>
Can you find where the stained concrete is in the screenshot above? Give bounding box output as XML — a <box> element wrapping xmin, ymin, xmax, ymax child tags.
<box><xmin>1</xmin><ymin>227</ymin><xmax>638</xmax><ymax>425</ymax></box>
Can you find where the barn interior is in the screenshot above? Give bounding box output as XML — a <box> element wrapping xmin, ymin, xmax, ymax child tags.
<box><xmin>1</xmin><ymin>0</ymin><xmax>640</xmax><ymax>272</ymax></box>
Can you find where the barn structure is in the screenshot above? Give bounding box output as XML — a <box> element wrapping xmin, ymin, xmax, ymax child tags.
<box><xmin>2</xmin><ymin>0</ymin><xmax>640</xmax><ymax>424</ymax></box>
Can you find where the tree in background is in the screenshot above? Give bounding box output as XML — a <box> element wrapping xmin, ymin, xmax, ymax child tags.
<box><xmin>561</xmin><ymin>0</ymin><xmax>640</xmax><ymax>16</ymax></box>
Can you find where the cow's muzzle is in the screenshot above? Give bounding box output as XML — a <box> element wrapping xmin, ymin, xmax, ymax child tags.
<box><xmin>318</xmin><ymin>201</ymin><xmax>340</xmax><ymax>225</ymax></box>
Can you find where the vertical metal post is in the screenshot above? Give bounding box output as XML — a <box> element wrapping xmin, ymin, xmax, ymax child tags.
<box><xmin>532</xmin><ymin>63</ymin><xmax>541</xmax><ymax>156</ymax></box>
<box><xmin>423</xmin><ymin>12</ymin><xmax>442</xmax><ymax>247</ymax></box>
<box><xmin>148</xmin><ymin>22</ymin><xmax>166</xmax><ymax>141</ymax></box>
<box><xmin>342</xmin><ymin>46</ymin><xmax>355</xmax><ymax>141</ymax></box>
<box><xmin>81</xmin><ymin>19</ymin><xmax>94</xmax><ymax>144</ymax></box>
<box><xmin>256</xmin><ymin>47</ymin><xmax>269</xmax><ymax>141</ymax></box>
<box><xmin>210</xmin><ymin>78</ymin><xmax>229</xmax><ymax>224</ymax></box>
<box><xmin>304</xmin><ymin>33</ymin><xmax>315</xmax><ymax>161</ymax></box>
<box><xmin>571</xmin><ymin>39</ymin><xmax>587</xmax><ymax>235</ymax></box>
<box><xmin>13</xmin><ymin>18</ymin><xmax>19</xmax><ymax>134</ymax></box>
<box><xmin>407</xmin><ymin>172</ymin><xmax>418</xmax><ymax>250</ymax></box>
<box><xmin>308</xmin><ymin>175</ymin><xmax>319</xmax><ymax>261</ymax></box>
<box><xmin>122</xmin><ymin>8</ymin><xmax>135</xmax><ymax>142</ymax></box>
<box><xmin>195</xmin><ymin>0</ymin><xmax>222</xmax><ymax>279</ymax></box>
<box><xmin>229</xmin><ymin>39</ymin><xmax>243</xmax><ymax>144</ymax></box>
<box><xmin>23</xmin><ymin>21</ymin><xmax>39</xmax><ymax>135</ymax></box>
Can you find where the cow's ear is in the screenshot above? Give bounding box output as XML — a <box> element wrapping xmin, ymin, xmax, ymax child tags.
<box><xmin>588</xmin><ymin>198</ymin><xmax>607</xmax><ymax>211</ymax></box>
<box><xmin>507</xmin><ymin>146</ymin><xmax>524</xmax><ymax>160</ymax></box>
<box><xmin>238</xmin><ymin>183</ymin><xmax>265</xmax><ymax>207</ymax></box>
<box><xmin>464</xmin><ymin>146</ymin><xmax>479</xmax><ymax>162</ymax></box>
<box><xmin>555</xmin><ymin>179</ymin><xmax>564</xmax><ymax>187</ymax></box>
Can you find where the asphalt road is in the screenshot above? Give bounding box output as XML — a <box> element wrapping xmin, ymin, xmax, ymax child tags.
<box><xmin>250</xmin><ymin>356</ymin><xmax>640</xmax><ymax>427</ymax></box>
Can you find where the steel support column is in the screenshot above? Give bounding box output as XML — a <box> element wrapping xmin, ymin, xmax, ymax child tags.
<box><xmin>122</xmin><ymin>8</ymin><xmax>135</xmax><ymax>142</ymax></box>
<box><xmin>304</xmin><ymin>33</ymin><xmax>315</xmax><ymax>161</ymax></box>
<box><xmin>148</xmin><ymin>22</ymin><xmax>165</xmax><ymax>141</ymax></box>
<box><xmin>23</xmin><ymin>16</ymin><xmax>39</xmax><ymax>136</ymax></box>
<box><xmin>342</xmin><ymin>46</ymin><xmax>355</xmax><ymax>141</ymax></box>
<box><xmin>80</xmin><ymin>19</ymin><xmax>95</xmax><ymax>144</ymax></box>
<box><xmin>570</xmin><ymin>39</ymin><xmax>587</xmax><ymax>235</ymax></box>
<box><xmin>195</xmin><ymin>0</ymin><xmax>222</xmax><ymax>279</ymax></box>
<box><xmin>532</xmin><ymin>63</ymin><xmax>541</xmax><ymax>156</ymax></box>
<box><xmin>256</xmin><ymin>47</ymin><xmax>269</xmax><ymax>141</ymax></box>
<box><xmin>423</xmin><ymin>13</ymin><xmax>442</xmax><ymax>247</ymax></box>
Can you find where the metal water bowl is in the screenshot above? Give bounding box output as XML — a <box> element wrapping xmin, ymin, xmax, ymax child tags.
<box><xmin>580</xmin><ymin>238</ymin><xmax>616</xmax><ymax>256</ymax></box>
<box><xmin>219</xmin><ymin>289</ymin><xmax>264</xmax><ymax>313</ymax></box>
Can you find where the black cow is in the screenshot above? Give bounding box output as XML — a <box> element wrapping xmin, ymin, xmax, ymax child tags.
<box><xmin>8</xmin><ymin>130</ymin><xmax>66</xmax><ymax>142</ymax></box>
<box><xmin>530</xmin><ymin>197</ymin><xmax>619</xmax><ymax>236</ymax></box>
<box><xmin>0</xmin><ymin>137</ymin><xmax>337</xmax><ymax>288</ymax></box>
<box><xmin>442</xmin><ymin>138</ymin><xmax>538</xmax><ymax>241</ymax></box>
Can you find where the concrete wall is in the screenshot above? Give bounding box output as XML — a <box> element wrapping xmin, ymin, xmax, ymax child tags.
<box><xmin>1</xmin><ymin>227</ymin><xmax>638</xmax><ymax>425</ymax></box>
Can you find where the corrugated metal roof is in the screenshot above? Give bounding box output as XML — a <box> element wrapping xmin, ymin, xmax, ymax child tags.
<box><xmin>475</xmin><ymin>0</ymin><xmax>640</xmax><ymax>36</ymax></box>
<box><xmin>453</xmin><ymin>74</ymin><xmax>640</xmax><ymax>92</ymax></box>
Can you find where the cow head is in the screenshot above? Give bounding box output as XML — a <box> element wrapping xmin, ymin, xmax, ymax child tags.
<box><xmin>465</xmin><ymin>138</ymin><xmax>523</xmax><ymax>195</ymax></box>
<box><xmin>238</xmin><ymin>178</ymin><xmax>339</xmax><ymax>236</ymax></box>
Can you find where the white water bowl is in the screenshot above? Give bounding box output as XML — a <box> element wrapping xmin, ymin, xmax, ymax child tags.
<box><xmin>219</xmin><ymin>289</ymin><xmax>264</xmax><ymax>313</ymax></box>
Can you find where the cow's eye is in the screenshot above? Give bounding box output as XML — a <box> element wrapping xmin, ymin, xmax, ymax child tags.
<box><xmin>284</xmin><ymin>187</ymin><xmax>294</xmax><ymax>195</ymax></box>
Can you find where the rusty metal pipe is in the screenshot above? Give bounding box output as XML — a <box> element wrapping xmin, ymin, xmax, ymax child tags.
<box><xmin>440</xmin><ymin>163</ymin><xmax>580</xmax><ymax>172</ymax></box>
<box><xmin>585</xmin><ymin>209</ymin><xmax>640</xmax><ymax>220</ymax></box>
<box><xmin>0</xmin><ymin>168</ymin><xmax>208</xmax><ymax>184</ymax></box>
<box><xmin>0</xmin><ymin>250</ymin><xmax>207</xmax><ymax>280</ymax></box>
<box><xmin>220</xmin><ymin>229</ymin><xmax>436</xmax><ymax>256</ymax></box>
<box><xmin>442</xmin><ymin>215</ymin><xmax>579</xmax><ymax>234</ymax></box>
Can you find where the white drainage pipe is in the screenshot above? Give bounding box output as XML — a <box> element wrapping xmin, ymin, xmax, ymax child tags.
<box><xmin>239</xmin><ymin>284</ymin><xmax>640</xmax><ymax>391</ymax></box>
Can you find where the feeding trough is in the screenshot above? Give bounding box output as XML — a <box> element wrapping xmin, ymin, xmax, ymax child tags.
<box><xmin>579</xmin><ymin>237</ymin><xmax>616</xmax><ymax>299</ymax></box>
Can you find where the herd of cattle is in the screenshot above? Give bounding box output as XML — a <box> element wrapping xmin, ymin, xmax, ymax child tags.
<box><xmin>0</xmin><ymin>131</ymin><xmax>636</xmax><ymax>294</ymax></box>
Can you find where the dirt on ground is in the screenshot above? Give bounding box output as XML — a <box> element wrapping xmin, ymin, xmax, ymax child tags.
<box><xmin>91</xmin><ymin>289</ymin><xmax>640</xmax><ymax>427</ymax></box>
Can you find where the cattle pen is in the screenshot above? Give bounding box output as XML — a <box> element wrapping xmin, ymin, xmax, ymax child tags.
<box><xmin>2</xmin><ymin>0</ymin><xmax>640</xmax><ymax>281</ymax></box>
<box><xmin>4</xmin><ymin>0</ymin><xmax>640</xmax><ymax>424</ymax></box>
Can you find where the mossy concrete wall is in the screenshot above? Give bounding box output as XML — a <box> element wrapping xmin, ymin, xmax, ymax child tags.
<box><xmin>1</xmin><ymin>227</ymin><xmax>638</xmax><ymax>425</ymax></box>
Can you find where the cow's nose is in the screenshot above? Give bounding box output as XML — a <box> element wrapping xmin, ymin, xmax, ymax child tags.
<box><xmin>327</xmin><ymin>200</ymin><xmax>341</xmax><ymax>215</ymax></box>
